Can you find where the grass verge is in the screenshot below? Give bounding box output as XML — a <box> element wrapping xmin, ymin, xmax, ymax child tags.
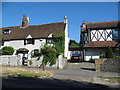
<box><xmin>97</xmin><ymin>76</ymin><xmax>120</xmax><ymax>83</ymax></box>
<box><xmin>1</xmin><ymin>68</ymin><xmax>53</xmax><ymax>78</ymax></box>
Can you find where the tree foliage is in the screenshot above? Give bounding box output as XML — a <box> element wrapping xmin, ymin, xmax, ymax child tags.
<box><xmin>40</xmin><ymin>45</ymin><xmax>57</xmax><ymax>65</ymax></box>
<box><xmin>37</xmin><ymin>32</ymin><xmax>65</xmax><ymax>67</ymax></box>
<box><xmin>2</xmin><ymin>46</ymin><xmax>14</xmax><ymax>55</ymax></box>
<box><xmin>106</xmin><ymin>47</ymin><xmax>115</xmax><ymax>58</ymax></box>
<box><xmin>70</xmin><ymin>40</ymin><xmax>82</xmax><ymax>48</ymax></box>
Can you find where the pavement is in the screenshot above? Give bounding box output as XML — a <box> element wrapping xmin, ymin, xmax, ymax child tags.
<box><xmin>1</xmin><ymin>62</ymin><xmax>120</xmax><ymax>89</ymax></box>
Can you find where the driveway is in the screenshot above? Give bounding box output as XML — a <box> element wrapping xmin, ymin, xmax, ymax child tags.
<box><xmin>1</xmin><ymin>62</ymin><xmax>119</xmax><ymax>88</ymax></box>
<box><xmin>50</xmin><ymin>62</ymin><xmax>119</xmax><ymax>82</ymax></box>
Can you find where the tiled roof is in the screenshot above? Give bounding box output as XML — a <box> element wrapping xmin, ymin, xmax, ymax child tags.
<box><xmin>2</xmin><ymin>22</ymin><xmax>66</xmax><ymax>40</ymax></box>
<box><xmin>84</xmin><ymin>41</ymin><xmax>119</xmax><ymax>48</ymax></box>
<box><xmin>82</xmin><ymin>21</ymin><xmax>120</xmax><ymax>32</ymax></box>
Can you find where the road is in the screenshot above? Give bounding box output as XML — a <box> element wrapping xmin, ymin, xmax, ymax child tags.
<box><xmin>1</xmin><ymin>62</ymin><xmax>119</xmax><ymax>89</ymax></box>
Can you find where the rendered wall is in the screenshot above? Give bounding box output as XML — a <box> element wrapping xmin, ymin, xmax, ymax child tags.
<box><xmin>85</xmin><ymin>48</ymin><xmax>106</xmax><ymax>61</ymax></box>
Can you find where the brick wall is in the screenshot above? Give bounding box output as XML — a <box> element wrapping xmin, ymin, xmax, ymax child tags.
<box><xmin>95</xmin><ymin>58</ymin><xmax>120</xmax><ymax>72</ymax></box>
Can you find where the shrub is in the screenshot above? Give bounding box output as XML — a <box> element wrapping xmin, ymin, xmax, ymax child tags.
<box><xmin>2</xmin><ymin>46</ymin><xmax>14</xmax><ymax>55</ymax></box>
<box><xmin>115</xmin><ymin>56</ymin><xmax>120</xmax><ymax>59</ymax></box>
<box><xmin>89</xmin><ymin>58</ymin><xmax>95</xmax><ymax>63</ymax></box>
<box><xmin>106</xmin><ymin>47</ymin><xmax>115</xmax><ymax>58</ymax></box>
<box><xmin>29</xmin><ymin>60</ymin><xmax>33</xmax><ymax>66</ymax></box>
<box><xmin>100</xmin><ymin>54</ymin><xmax>104</xmax><ymax>58</ymax></box>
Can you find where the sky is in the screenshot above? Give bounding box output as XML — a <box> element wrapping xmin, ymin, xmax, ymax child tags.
<box><xmin>2</xmin><ymin>2</ymin><xmax>119</xmax><ymax>42</ymax></box>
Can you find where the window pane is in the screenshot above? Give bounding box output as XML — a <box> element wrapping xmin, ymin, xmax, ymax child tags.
<box><xmin>112</xmin><ymin>29</ymin><xmax>118</xmax><ymax>41</ymax></box>
<box><xmin>27</xmin><ymin>39</ymin><xmax>34</xmax><ymax>44</ymax></box>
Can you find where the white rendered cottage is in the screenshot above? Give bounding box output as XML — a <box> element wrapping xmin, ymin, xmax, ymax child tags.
<box><xmin>80</xmin><ymin>21</ymin><xmax>120</xmax><ymax>61</ymax></box>
<box><xmin>1</xmin><ymin>15</ymin><xmax>70</xmax><ymax>60</ymax></box>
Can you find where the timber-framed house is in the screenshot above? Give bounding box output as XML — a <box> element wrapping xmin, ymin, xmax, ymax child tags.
<box><xmin>80</xmin><ymin>21</ymin><xmax>120</xmax><ymax>61</ymax></box>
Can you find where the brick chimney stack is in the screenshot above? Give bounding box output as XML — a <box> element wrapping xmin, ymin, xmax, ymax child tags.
<box><xmin>21</xmin><ymin>15</ymin><xmax>29</xmax><ymax>28</ymax></box>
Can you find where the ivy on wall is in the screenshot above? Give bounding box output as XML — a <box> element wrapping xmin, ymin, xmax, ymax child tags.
<box><xmin>32</xmin><ymin>32</ymin><xmax>65</xmax><ymax>69</ymax></box>
<box><xmin>54</xmin><ymin>32</ymin><xmax>65</xmax><ymax>55</ymax></box>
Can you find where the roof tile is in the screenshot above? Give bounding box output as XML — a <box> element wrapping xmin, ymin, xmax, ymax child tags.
<box><xmin>2</xmin><ymin>22</ymin><xmax>66</xmax><ymax>40</ymax></box>
<box><xmin>84</xmin><ymin>41</ymin><xmax>119</xmax><ymax>47</ymax></box>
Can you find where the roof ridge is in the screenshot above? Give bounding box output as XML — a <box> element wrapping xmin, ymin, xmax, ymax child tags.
<box><xmin>85</xmin><ymin>20</ymin><xmax>120</xmax><ymax>24</ymax></box>
<box><xmin>30</xmin><ymin>22</ymin><xmax>64</xmax><ymax>27</ymax></box>
<box><xmin>1</xmin><ymin>22</ymin><xmax>64</xmax><ymax>29</ymax></box>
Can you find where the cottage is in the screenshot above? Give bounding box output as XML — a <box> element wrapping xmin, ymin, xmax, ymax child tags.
<box><xmin>1</xmin><ymin>15</ymin><xmax>70</xmax><ymax>60</ymax></box>
<box><xmin>80</xmin><ymin>21</ymin><xmax>120</xmax><ymax>61</ymax></box>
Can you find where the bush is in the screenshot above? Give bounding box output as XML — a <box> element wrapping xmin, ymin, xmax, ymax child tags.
<box><xmin>89</xmin><ymin>58</ymin><xmax>95</xmax><ymax>63</ymax></box>
<box><xmin>29</xmin><ymin>60</ymin><xmax>33</xmax><ymax>66</ymax></box>
<box><xmin>2</xmin><ymin>46</ymin><xmax>14</xmax><ymax>55</ymax></box>
<box><xmin>115</xmin><ymin>56</ymin><xmax>120</xmax><ymax>59</ymax></box>
<box><xmin>106</xmin><ymin>47</ymin><xmax>115</xmax><ymax>58</ymax></box>
<box><xmin>100</xmin><ymin>54</ymin><xmax>104</xmax><ymax>58</ymax></box>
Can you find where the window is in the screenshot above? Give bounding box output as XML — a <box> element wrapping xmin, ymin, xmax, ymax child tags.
<box><xmin>46</xmin><ymin>39</ymin><xmax>54</xmax><ymax>44</ymax></box>
<box><xmin>24</xmin><ymin>39</ymin><xmax>34</xmax><ymax>45</ymax></box>
<box><xmin>31</xmin><ymin>49</ymin><xmax>39</xmax><ymax>57</ymax></box>
<box><xmin>27</xmin><ymin>39</ymin><xmax>33</xmax><ymax>44</ymax></box>
<box><xmin>3</xmin><ymin>29</ymin><xmax>12</xmax><ymax>34</ymax></box>
<box><xmin>112</xmin><ymin>29</ymin><xmax>119</xmax><ymax>41</ymax></box>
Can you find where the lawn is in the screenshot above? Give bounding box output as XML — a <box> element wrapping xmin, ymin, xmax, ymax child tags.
<box><xmin>1</xmin><ymin>68</ymin><xmax>53</xmax><ymax>78</ymax></box>
<box><xmin>97</xmin><ymin>76</ymin><xmax>120</xmax><ymax>83</ymax></box>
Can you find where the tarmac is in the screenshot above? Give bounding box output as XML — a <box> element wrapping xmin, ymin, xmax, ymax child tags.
<box><xmin>1</xmin><ymin>62</ymin><xmax>120</xmax><ymax>89</ymax></box>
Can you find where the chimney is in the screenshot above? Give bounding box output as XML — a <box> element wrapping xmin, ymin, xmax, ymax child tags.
<box><xmin>64</xmin><ymin>16</ymin><xmax>67</xmax><ymax>23</ymax></box>
<box><xmin>21</xmin><ymin>15</ymin><xmax>29</xmax><ymax>28</ymax></box>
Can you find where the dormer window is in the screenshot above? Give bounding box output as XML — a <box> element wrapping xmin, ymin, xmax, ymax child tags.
<box><xmin>3</xmin><ymin>29</ymin><xmax>12</xmax><ymax>34</ymax></box>
<box><xmin>46</xmin><ymin>38</ymin><xmax>54</xmax><ymax>44</ymax></box>
<box><xmin>26</xmin><ymin>39</ymin><xmax>34</xmax><ymax>44</ymax></box>
<box><xmin>24</xmin><ymin>39</ymin><xmax>34</xmax><ymax>45</ymax></box>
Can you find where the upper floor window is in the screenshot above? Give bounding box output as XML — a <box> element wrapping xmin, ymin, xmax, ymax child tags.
<box><xmin>112</xmin><ymin>29</ymin><xmax>119</xmax><ymax>41</ymax></box>
<box><xmin>46</xmin><ymin>38</ymin><xmax>54</xmax><ymax>44</ymax></box>
<box><xmin>3</xmin><ymin>29</ymin><xmax>12</xmax><ymax>34</ymax></box>
<box><xmin>24</xmin><ymin>39</ymin><xmax>34</xmax><ymax>45</ymax></box>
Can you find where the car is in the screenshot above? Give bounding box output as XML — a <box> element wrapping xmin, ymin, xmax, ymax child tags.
<box><xmin>70</xmin><ymin>54</ymin><xmax>83</xmax><ymax>62</ymax></box>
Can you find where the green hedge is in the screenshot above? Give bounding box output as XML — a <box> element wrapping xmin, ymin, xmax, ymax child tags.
<box><xmin>2</xmin><ymin>46</ymin><xmax>14</xmax><ymax>55</ymax></box>
<box><xmin>106</xmin><ymin>47</ymin><xmax>115</xmax><ymax>58</ymax></box>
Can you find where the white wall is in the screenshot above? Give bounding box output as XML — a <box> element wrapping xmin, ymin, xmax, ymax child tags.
<box><xmin>85</xmin><ymin>48</ymin><xmax>106</xmax><ymax>61</ymax></box>
<box><xmin>90</xmin><ymin>29</ymin><xmax>113</xmax><ymax>41</ymax></box>
<box><xmin>2</xmin><ymin>39</ymin><xmax>46</xmax><ymax>59</ymax></box>
<box><xmin>64</xmin><ymin>20</ymin><xmax>70</xmax><ymax>59</ymax></box>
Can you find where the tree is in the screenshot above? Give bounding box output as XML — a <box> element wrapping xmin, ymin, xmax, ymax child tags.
<box><xmin>106</xmin><ymin>47</ymin><xmax>115</xmax><ymax>58</ymax></box>
<box><xmin>69</xmin><ymin>40</ymin><xmax>82</xmax><ymax>48</ymax></box>
<box><xmin>38</xmin><ymin>45</ymin><xmax>57</xmax><ymax>71</ymax></box>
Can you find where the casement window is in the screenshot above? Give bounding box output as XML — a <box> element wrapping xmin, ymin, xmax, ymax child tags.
<box><xmin>46</xmin><ymin>38</ymin><xmax>54</xmax><ymax>44</ymax></box>
<box><xmin>112</xmin><ymin>29</ymin><xmax>119</xmax><ymax>41</ymax></box>
<box><xmin>24</xmin><ymin>39</ymin><xmax>34</xmax><ymax>45</ymax></box>
<box><xmin>31</xmin><ymin>49</ymin><xmax>39</xmax><ymax>57</ymax></box>
<box><xmin>3</xmin><ymin>29</ymin><xmax>12</xmax><ymax>34</ymax></box>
